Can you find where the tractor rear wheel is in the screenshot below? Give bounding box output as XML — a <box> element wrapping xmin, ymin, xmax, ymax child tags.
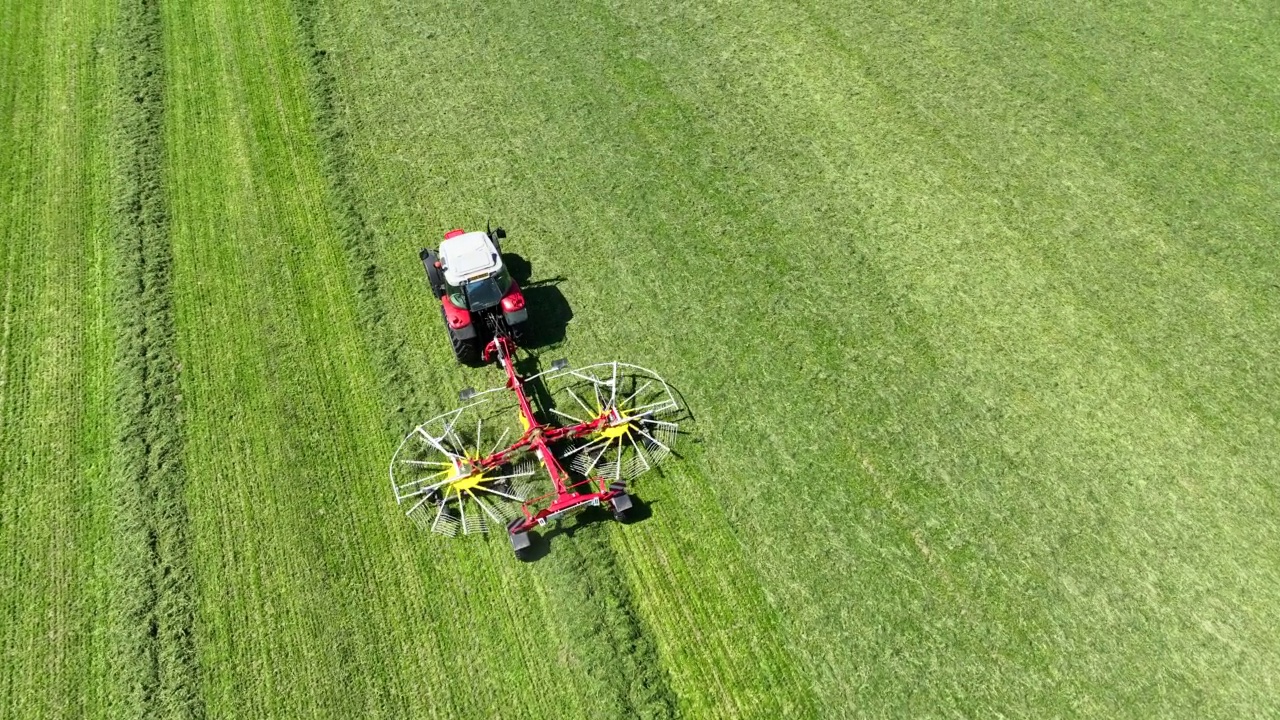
<box><xmin>439</xmin><ymin>304</ymin><xmax>480</xmax><ymax>364</ymax></box>
<box><xmin>450</xmin><ymin>328</ymin><xmax>480</xmax><ymax>365</ymax></box>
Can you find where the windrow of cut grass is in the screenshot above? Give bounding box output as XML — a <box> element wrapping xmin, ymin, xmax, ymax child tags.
<box><xmin>0</xmin><ymin>0</ymin><xmax>118</xmax><ymax>716</ymax></box>
<box><xmin>107</xmin><ymin>0</ymin><xmax>203</xmax><ymax>716</ymax></box>
<box><xmin>288</xmin><ymin>0</ymin><xmax>428</xmax><ymax>430</ymax></box>
<box><xmin>537</xmin><ymin>531</ymin><xmax>677</xmax><ymax>719</ymax></box>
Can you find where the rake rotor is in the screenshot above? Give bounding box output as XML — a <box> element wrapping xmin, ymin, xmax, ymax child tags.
<box><xmin>390</xmin><ymin>398</ymin><xmax>537</xmax><ymax>537</ymax></box>
<box><xmin>547</xmin><ymin>362</ymin><xmax>681</xmax><ymax>485</ymax></box>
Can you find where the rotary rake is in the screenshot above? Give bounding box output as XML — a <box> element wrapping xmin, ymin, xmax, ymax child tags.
<box><xmin>389</xmin><ymin>331</ymin><xmax>682</xmax><ymax>559</ymax></box>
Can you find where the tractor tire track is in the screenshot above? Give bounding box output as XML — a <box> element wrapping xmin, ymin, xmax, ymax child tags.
<box><xmin>289</xmin><ymin>2</ymin><xmax>676</xmax><ymax>716</ymax></box>
<box><xmin>109</xmin><ymin>0</ymin><xmax>203</xmax><ymax>717</ymax></box>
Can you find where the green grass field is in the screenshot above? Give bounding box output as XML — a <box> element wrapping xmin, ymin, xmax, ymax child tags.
<box><xmin>3</xmin><ymin>0</ymin><xmax>1279</xmax><ymax>717</ymax></box>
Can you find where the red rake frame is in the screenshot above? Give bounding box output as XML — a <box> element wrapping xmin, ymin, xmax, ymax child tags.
<box><xmin>389</xmin><ymin>335</ymin><xmax>680</xmax><ymax>553</ymax></box>
<box><xmin>476</xmin><ymin>336</ymin><xmax>627</xmax><ymax>535</ymax></box>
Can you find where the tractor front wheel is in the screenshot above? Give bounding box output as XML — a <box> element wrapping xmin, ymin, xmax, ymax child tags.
<box><xmin>422</xmin><ymin>249</ymin><xmax>445</xmax><ymax>299</ymax></box>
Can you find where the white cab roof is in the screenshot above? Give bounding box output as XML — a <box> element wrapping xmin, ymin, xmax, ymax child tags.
<box><xmin>439</xmin><ymin>231</ymin><xmax>501</xmax><ymax>285</ymax></box>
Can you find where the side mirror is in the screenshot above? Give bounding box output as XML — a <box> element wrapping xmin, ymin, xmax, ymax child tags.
<box><xmin>495</xmin><ymin>227</ymin><xmax>507</xmax><ymax>239</ymax></box>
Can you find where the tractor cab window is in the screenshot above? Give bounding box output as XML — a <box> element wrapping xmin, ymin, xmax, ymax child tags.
<box><xmin>446</xmin><ymin>283</ymin><xmax>466</xmax><ymax>309</ymax></box>
<box><xmin>462</xmin><ymin>276</ymin><xmax>502</xmax><ymax>311</ymax></box>
<box><xmin>495</xmin><ymin>267</ymin><xmax>513</xmax><ymax>293</ymax></box>
<box><xmin>446</xmin><ymin>269</ymin><xmax>510</xmax><ymax>311</ymax></box>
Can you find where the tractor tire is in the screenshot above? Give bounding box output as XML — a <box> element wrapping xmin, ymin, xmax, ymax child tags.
<box><xmin>450</xmin><ymin>328</ymin><xmax>481</xmax><ymax>365</ymax></box>
<box><xmin>422</xmin><ymin>249</ymin><xmax>445</xmax><ymax>299</ymax></box>
<box><xmin>439</xmin><ymin>304</ymin><xmax>480</xmax><ymax>364</ymax></box>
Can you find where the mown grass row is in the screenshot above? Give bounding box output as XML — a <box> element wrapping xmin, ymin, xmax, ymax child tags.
<box><xmin>159</xmin><ymin>0</ymin><xmax>604</xmax><ymax>715</ymax></box>
<box><xmin>108</xmin><ymin>0</ymin><xmax>202</xmax><ymax>716</ymax></box>
<box><xmin>539</xmin><ymin>527</ymin><xmax>676</xmax><ymax>719</ymax></box>
<box><xmin>289</xmin><ymin>0</ymin><xmax>429</xmax><ymax>431</ymax></box>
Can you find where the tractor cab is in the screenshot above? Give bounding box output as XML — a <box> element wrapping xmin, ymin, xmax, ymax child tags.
<box><xmin>421</xmin><ymin>227</ymin><xmax>528</xmax><ymax>364</ymax></box>
<box><xmin>439</xmin><ymin>230</ymin><xmax>509</xmax><ymax>310</ymax></box>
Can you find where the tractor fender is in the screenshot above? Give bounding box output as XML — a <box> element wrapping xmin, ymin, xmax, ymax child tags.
<box><xmin>496</xmin><ymin>280</ymin><xmax>522</xmax><ymax>308</ymax></box>
<box><xmin>420</xmin><ymin>248</ymin><xmax>444</xmax><ymax>298</ymax></box>
<box><xmin>441</xmin><ymin>295</ymin><xmax>476</xmax><ymax>339</ymax></box>
<box><xmin>500</xmin><ymin>282</ymin><xmax>526</xmax><ymax>324</ymax></box>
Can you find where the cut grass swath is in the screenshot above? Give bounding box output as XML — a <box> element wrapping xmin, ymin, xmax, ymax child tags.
<box><xmin>163</xmin><ymin>0</ymin><xmax>613</xmax><ymax>716</ymax></box>
<box><xmin>108</xmin><ymin>0</ymin><xmax>203</xmax><ymax>716</ymax></box>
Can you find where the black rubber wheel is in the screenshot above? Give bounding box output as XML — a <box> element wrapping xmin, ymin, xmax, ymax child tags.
<box><xmin>422</xmin><ymin>249</ymin><xmax>445</xmax><ymax>299</ymax></box>
<box><xmin>511</xmin><ymin>528</ymin><xmax>534</xmax><ymax>561</ymax></box>
<box><xmin>450</xmin><ymin>329</ymin><xmax>481</xmax><ymax>365</ymax></box>
<box><xmin>438</xmin><ymin>305</ymin><xmax>480</xmax><ymax>364</ymax></box>
<box><xmin>611</xmin><ymin>493</ymin><xmax>633</xmax><ymax>522</ymax></box>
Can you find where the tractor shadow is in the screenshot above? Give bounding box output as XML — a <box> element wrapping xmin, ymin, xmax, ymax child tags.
<box><xmin>515</xmin><ymin>498</ymin><xmax>657</xmax><ymax>562</ymax></box>
<box><xmin>504</xmin><ymin>252</ymin><xmax>572</xmax><ymax>350</ymax></box>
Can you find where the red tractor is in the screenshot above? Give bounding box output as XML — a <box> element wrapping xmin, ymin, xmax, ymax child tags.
<box><xmin>420</xmin><ymin>226</ymin><xmax>527</xmax><ymax>364</ymax></box>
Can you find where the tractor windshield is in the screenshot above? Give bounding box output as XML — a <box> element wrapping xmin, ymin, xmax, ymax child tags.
<box><xmin>463</xmin><ymin>277</ymin><xmax>502</xmax><ymax>311</ymax></box>
<box><xmin>446</xmin><ymin>270</ymin><xmax>511</xmax><ymax>311</ymax></box>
